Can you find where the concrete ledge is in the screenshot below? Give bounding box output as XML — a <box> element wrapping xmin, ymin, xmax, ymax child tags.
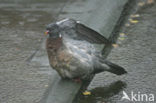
<box><xmin>33</xmin><ymin>0</ymin><xmax>130</xmax><ymax>103</ymax></box>
<box><xmin>106</xmin><ymin>2</ymin><xmax>156</xmax><ymax>102</ymax></box>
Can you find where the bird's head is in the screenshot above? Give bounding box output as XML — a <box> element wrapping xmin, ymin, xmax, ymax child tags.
<box><xmin>45</xmin><ymin>23</ymin><xmax>61</xmax><ymax>38</ymax></box>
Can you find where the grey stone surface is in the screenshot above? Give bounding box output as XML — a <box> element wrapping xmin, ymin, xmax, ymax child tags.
<box><xmin>59</xmin><ymin>0</ymin><xmax>128</xmax><ymax>38</ymax></box>
<box><xmin>41</xmin><ymin>0</ymin><xmax>128</xmax><ymax>103</ymax></box>
<box><xmin>82</xmin><ymin>1</ymin><xmax>156</xmax><ymax>103</ymax></box>
<box><xmin>0</xmin><ymin>0</ymin><xmax>129</xmax><ymax>103</ymax></box>
<box><xmin>0</xmin><ymin>0</ymin><xmax>66</xmax><ymax>103</ymax></box>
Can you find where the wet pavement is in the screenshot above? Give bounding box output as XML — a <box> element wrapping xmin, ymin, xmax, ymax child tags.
<box><xmin>0</xmin><ymin>0</ymin><xmax>128</xmax><ymax>102</ymax></box>
<box><xmin>76</xmin><ymin>1</ymin><xmax>156</xmax><ymax>103</ymax></box>
<box><xmin>0</xmin><ymin>0</ymin><xmax>66</xmax><ymax>103</ymax></box>
<box><xmin>1</xmin><ymin>0</ymin><xmax>155</xmax><ymax>103</ymax></box>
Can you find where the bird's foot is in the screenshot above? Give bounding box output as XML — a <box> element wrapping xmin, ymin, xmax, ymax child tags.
<box><xmin>72</xmin><ymin>78</ymin><xmax>82</xmax><ymax>83</ymax></box>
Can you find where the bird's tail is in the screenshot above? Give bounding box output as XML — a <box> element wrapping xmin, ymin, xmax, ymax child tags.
<box><xmin>94</xmin><ymin>58</ymin><xmax>127</xmax><ymax>75</ymax></box>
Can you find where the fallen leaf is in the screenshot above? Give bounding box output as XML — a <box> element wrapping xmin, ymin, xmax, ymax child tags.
<box><xmin>119</xmin><ymin>37</ymin><xmax>125</xmax><ymax>41</ymax></box>
<box><xmin>125</xmin><ymin>23</ymin><xmax>130</xmax><ymax>27</ymax></box>
<box><xmin>129</xmin><ymin>19</ymin><xmax>139</xmax><ymax>24</ymax></box>
<box><xmin>138</xmin><ymin>2</ymin><xmax>145</xmax><ymax>6</ymax></box>
<box><xmin>147</xmin><ymin>0</ymin><xmax>154</xmax><ymax>4</ymax></box>
<box><xmin>83</xmin><ymin>91</ymin><xmax>91</xmax><ymax>95</ymax></box>
<box><xmin>130</xmin><ymin>14</ymin><xmax>140</xmax><ymax>18</ymax></box>
<box><xmin>112</xmin><ymin>44</ymin><xmax>119</xmax><ymax>48</ymax></box>
<box><xmin>44</xmin><ymin>85</ymin><xmax>49</xmax><ymax>87</ymax></box>
<box><xmin>120</xmin><ymin>33</ymin><xmax>126</xmax><ymax>36</ymax></box>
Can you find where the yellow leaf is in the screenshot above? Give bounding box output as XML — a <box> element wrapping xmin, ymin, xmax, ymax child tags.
<box><xmin>44</xmin><ymin>85</ymin><xmax>49</xmax><ymax>87</ymax></box>
<box><xmin>112</xmin><ymin>44</ymin><xmax>119</xmax><ymax>48</ymax></box>
<box><xmin>120</xmin><ymin>33</ymin><xmax>126</xmax><ymax>36</ymax></box>
<box><xmin>129</xmin><ymin>19</ymin><xmax>139</xmax><ymax>24</ymax></box>
<box><xmin>138</xmin><ymin>2</ymin><xmax>145</xmax><ymax>6</ymax></box>
<box><xmin>130</xmin><ymin>14</ymin><xmax>140</xmax><ymax>18</ymax></box>
<box><xmin>119</xmin><ymin>37</ymin><xmax>125</xmax><ymax>41</ymax></box>
<box><xmin>83</xmin><ymin>91</ymin><xmax>91</xmax><ymax>95</ymax></box>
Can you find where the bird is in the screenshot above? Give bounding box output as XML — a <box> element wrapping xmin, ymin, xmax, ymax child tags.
<box><xmin>45</xmin><ymin>18</ymin><xmax>127</xmax><ymax>80</ymax></box>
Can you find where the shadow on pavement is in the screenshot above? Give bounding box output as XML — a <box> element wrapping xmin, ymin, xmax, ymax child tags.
<box><xmin>74</xmin><ymin>81</ymin><xmax>126</xmax><ymax>103</ymax></box>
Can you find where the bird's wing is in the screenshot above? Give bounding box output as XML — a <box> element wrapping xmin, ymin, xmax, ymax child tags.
<box><xmin>75</xmin><ymin>23</ymin><xmax>110</xmax><ymax>44</ymax></box>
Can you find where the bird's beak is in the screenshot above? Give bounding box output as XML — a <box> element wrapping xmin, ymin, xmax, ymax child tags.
<box><xmin>44</xmin><ymin>30</ymin><xmax>49</xmax><ymax>35</ymax></box>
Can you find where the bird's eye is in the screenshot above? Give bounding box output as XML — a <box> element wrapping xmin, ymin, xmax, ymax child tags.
<box><xmin>45</xmin><ymin>30</ymin><xmax>49</xmax><ymax>35</ymax></box>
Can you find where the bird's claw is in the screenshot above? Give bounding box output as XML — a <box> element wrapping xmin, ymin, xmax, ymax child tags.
<box><xmin>72</xmin><ymin>78</ymin><xmax>82</xmax><ymax>83</ymax></box>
